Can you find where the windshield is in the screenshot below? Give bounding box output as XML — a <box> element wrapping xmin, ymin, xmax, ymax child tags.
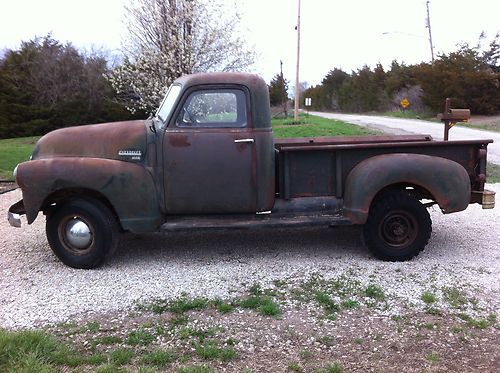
<box><xmin>156</xmin><ymin>84</ymin><xmax>182</xmax><ymax>126</ymax></box>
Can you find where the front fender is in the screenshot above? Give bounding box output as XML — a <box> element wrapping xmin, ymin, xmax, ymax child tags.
<box><xmin>16</xmin><ymin>158</ymin><xmax>163</xmax><ymax>233</ymax></box>
<box><xmin>343</xmin><ymin>153</ymin><xmax>471</xmax><ymax>224</ymax></box>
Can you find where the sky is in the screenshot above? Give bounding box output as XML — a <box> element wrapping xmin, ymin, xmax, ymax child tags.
<box><xmin>1</xmin><ymin>0</ymin><xmax>499</xmax><ymax>86</ymax></box>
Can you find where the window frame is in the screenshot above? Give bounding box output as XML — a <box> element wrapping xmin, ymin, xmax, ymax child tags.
<box><xmin>169</xmin><ymin>85</ymin><xmax>251</xmax><ymax>129</ymax></box>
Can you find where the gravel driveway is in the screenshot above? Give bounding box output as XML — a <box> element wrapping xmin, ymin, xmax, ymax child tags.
<box><xmin>1</xmin><ymin>186</ymin><xmax>499</xmax><ymax>330</ymax></box>
<box><xmin>311</xmin><ymin>111</ymin><xmax>500</xmax><ymax>165</ymax></box>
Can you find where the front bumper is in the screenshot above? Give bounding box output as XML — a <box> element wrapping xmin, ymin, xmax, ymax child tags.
<box><xmin>471</xmin><ymin>190</ymin><xmax>496</xmax><ymax>209</ymax></box>
<box><xmin>7</xmin><ymin>199</ymin><xmax>25</xmax><ymax>228</ymax></box>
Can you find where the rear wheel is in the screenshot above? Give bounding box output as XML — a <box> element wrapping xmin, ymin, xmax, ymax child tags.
<box><xmin>46</xmin><ymin>198</ymin><xmax>118</xmax><ymax>269</ymax></box>
<box><xmin>363</xmin><ymin>192</ymin><xmax>431</xmax><ymax>261</ymax></box>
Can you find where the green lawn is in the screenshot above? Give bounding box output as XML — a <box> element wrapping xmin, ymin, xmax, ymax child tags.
<box><xmin>0</xmin><ymin>136</ymin><xmax>39</xmax><ymax>180</ymax></box>
<box><xmin>0</xmin><ymin>116</ymin><xmax>374</xmax><ymax>181</ymax></box>
<box><xmin>272</xmin><ymin>114</ymin><xmax>378</xmax><ymax>138</ymax></box>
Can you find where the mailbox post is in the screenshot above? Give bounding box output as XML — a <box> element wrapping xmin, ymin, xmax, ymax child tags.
<box><xmin>437</xmin><ymin>98</ymin><xmax>470</xmax><ymax>141</ymax></box>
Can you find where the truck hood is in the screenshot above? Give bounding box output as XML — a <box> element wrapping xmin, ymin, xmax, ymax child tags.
<box><xmin>32</xmin><ymin>120</ymin><xmax>148</xmax><ymax>162</ymax></box>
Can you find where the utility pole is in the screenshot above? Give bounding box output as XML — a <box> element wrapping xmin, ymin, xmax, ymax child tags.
<box><xmin>294</xmin><ymin>0</ymin><xmax>301</xmax><ymax>122</ymax></box>
<box><xmin>426</xmin><ymin>1</ymin><xmax>435</xmax><ymax>62</ymax></box>
<box><xmin>280</xmin><ymin>60</ymin><xmax>288</xmax><ymax>117</ymax></box>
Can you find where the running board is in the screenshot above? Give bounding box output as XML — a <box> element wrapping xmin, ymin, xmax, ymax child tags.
<box><xmin>161</xmin><ymin>213</ymin><xmax>351</xmax><ymax>232</ymax></box>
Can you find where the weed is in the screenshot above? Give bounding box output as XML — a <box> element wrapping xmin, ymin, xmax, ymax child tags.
<box><xmin>391</xmin><ymin>315</ymin><xmax>402</xmax><ymax>321</ymax></box>
<box><xmin>420</xmin><ymin>322</ymin><xmax>437</xmax><ymax>330</ymax></box>
<box><xmin>110</xmin><ymin>348</ymin><xmax>134</xmax><ymax>365</ymax></box>
<box><xmin>79</xmin><ymin>321</ymin><xmax>100</xmax><ymax>334</ymax></box>
<box><xmin>299</xmin><ymin>349</ymin><xmax>313</xmax><ymax>359</ymax></box>
<box><xmin>170</xmin><ymin>315</ymin><xmax>189</xmax><ymax>326</ymax></box>
<box><xmin>421</xmin><ymin>291</ymin><xmax>437</xmax><ymax>304</ymax></box>
<box><xmin>458</xmin><ymin>313</ymin><xmax>495</xmax><ymax>329</ymax></box>
<box><xmin>273</xmin><ymin>279</ymin><xmax>288</xmax><ymax>288</ymax></box>
<box><xmin>426</xmin><ymin>351</ymin><xmax>440</xmax><ymax>364</ymax></box>
<box><xmin>364</xmin><ymin>284</ymin><xmax>385</xmax><ymax>300</ymax></box>
<box><xmin>487</xmin><ymin>313</ymin><xmax>497</xmax><ymax>324</ymax></box>
<box><xmin>179</xmin><ymin>326</ymin><xmax>221</xmax><ymax>342</ymax></box>
<box><xmin>239</xmin><ymin>296</ymin><xmax>281</xmax><ymax>316</ymax></box>
<box><xmin>425</xmin><ymin>307</ymin><xmax>442</xmax><ymax>316</ymax></box>
<box><xmin>442</xmin><ymin>287</ymin><xmax>468</xmax><ymax>309</ymax></box>
<box><xmin>341</xmin><ymin>299</ymin><xmax>359</xmax><ymax>310</ymax></box>
<box><xmin>217</xmin><ymin>302</ymin><xmax>234</xmax><ymax>314</ymax></box>
<box><xmin>141</xmin><ymin>350</ymin><xmax>175</xmax><ymax>367</ymax></box>
<box><xmin>317</xmin><ymin>335</ymin><xmax>334</xmax><ymax>346</ymax></box>
<box><xmin>169</xmin><ymin>297</ymin><xmax>208</xmax><ymax>314</ymax></box>
<box><xmin>315</xmin><ymin>291</ymin><xmax>340</xmax><ymax>313</ymax></box>
<box><xmin>127</xmin><ymin>329</ymin><xmax>155</xmax><ymax>346</ymax></box>
<box><xmin>354</xmin><ymin>337</ymin><xmax>363</xmax><ymax>344</ymax></box>
<box><xmin>194</xmin><ymin>341</ymin><xmax>237</xmax><ymax>361</ymax></box>
<box><xmin>288</xmin><ymin>361</ymin><xmax>303</xmax><ymax>372</ymax></box>
<box><xmin>249</xmin><ymin>283</ymin><xmax>263</xmax><ymax>296</ymax></box>
<box><xmin>314</xmin><ymin>362</ymin><xmax>343</xmax><ymax>373</ymax></box>
<box><xmin>91</xmin><ymin>335</ymin><xmax>122</xmax><ymax>349</ymax></box>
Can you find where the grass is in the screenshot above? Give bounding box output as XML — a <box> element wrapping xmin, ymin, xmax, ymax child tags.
<box><xmin>426</xmin><ymin>351</ymin><xmax>440</xmax><ymax>365</ymax></box>
<box><xmin>364</xmin><ymin>284</ymin><xmax>385</xmax><ymax>301</ymax></box>
<box><xmin>0</xmin><ymin>328</ymin><xmax>104</xmax><ymax>371</ymax></box>
<box><xmin>194</xmin><ymin>341</ymin><xmax>237</xmax><ymax>361</ymax></box>
<box><xmin>126</xmin><ymin>329</ymin><xmax>155</xmax><ymax>346</ymax></box>
<box><xmin>239</xmin><ymin>295</ymin><xmax>281</xmax><ymax>316</ymax></box>
<box><xmin>272</xmin><ymin>114</ymin><xmax>378</xmax><ymax>138</ymax></box>
<box><xmin>487</xmin><ymin>162</ymin><xmax>500</xmax><ymax>183</ymax></box>
<box><xmin>382</xmin><ymin>109</ymin><xmax>435</xmax><ymax>120</ymax></box>
<box><xmin>0</xmin><ymin>136</ymin><xmax>39</xmax><ymax>180</ymax></box>
<box><xmin>421</xmin><ymin>291</ymin><xmax>438</xmax><ymax>305</ymax></box>
<box><xmin>442</xmin><ymin>287</ymin><xmax>468</xmax><ymax>309</ymax></box>
<box><xmin>140</xmin><ymin>350</ymin><xmax>175</xmax><ymax>367</ymax></box>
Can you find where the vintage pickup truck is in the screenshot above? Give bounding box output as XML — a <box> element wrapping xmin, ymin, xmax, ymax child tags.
<box><xmin>8</xmin><ymin>72</ymin><xmax>495</xmax><ymax>268</ymax></box>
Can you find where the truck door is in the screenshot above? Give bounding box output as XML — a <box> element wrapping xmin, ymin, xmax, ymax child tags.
<box><xmin>163</xmin><ymin>86</ymin><xmax>257</xmax><ymax>214</ymax></box>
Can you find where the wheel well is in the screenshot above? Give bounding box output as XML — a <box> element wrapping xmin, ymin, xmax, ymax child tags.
<box><xmin>41</xmin><ymin>188</ymin><xmax>123</xmax><ymax>230</ymax></box>
<box><xmin>372</xmin><ymin>183</ymin><xmax>436</xmax><ymax>205</ymax></box>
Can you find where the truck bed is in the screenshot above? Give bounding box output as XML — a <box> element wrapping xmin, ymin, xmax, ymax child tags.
<box><xmin>274</xmin><ymin>135</ymin><xmax>493</xmax><ymax>200</ymax></box>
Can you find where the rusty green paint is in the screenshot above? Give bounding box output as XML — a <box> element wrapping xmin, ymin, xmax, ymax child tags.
<box><xmin>16</xmin><ymin>158</ymin><xmax>162</xmax><ymax>233</ymax></box>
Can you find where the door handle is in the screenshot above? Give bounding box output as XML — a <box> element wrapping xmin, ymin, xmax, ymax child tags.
<box><xmin>234</xmin><ymin>138</ymin><xmax>254</xmax><ymax>144</ymax></box>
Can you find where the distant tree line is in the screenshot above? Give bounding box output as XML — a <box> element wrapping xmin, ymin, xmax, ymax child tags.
<box><xmin>301</xmin><ymin>34</ymin><xmax>500</xmax><ymax>115</ymax></box>
<box><xmin>0</xmin><ymin>36</ymin><xmax>139</xmax><ymax>139</ymax></box>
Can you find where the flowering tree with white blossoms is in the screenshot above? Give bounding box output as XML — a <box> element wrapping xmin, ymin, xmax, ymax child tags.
<box><xmin>108</xmin><ymin>0</ymin><xmax>255</xmax><ymax>113</ymax></box>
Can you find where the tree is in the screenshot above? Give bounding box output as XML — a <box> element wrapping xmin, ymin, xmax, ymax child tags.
<box><xmin>269</xmin><ymin>72</ymin><xmax>289</xmax><ymax>116</ymax></box>
<box><xmin>108</xmin><ymin>0</ymin><xmax>256</xmax><ymax>113</ymax></box>
<box><xmin>0</xmin><ymin>36</ymin><xmax>133</xmax><ymax>138</ymax></box>
<box><xmin>415</xmin><ymin>36</ymin><xmax>500</xmax><ymax>114</ymax></box>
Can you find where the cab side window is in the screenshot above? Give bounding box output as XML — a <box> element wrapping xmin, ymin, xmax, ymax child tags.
<box><xmin>176</xmin><ymin>89</ymin><xmax>247</xmax><ymax>128</ymax></box>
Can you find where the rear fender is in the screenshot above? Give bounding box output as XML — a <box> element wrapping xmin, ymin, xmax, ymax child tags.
<box><xmin>343</xmin><ymin>153</ymin><xmax>471</xmax><ymax>224</ymax></box>
<box><xmin>16</xmin><ymin>158</ymin><xmax>163</xmax><ymax>233</ymax></box>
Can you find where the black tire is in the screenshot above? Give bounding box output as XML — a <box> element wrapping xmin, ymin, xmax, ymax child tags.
<box><xmin>46</xmin><ymin>198</ymin><xmax>118</xmax><ymax>269</ymax></box>
<box><xmin>363</xmin><ymin>192</ymin><xmax>432</xmax><ymax>261</ymax></box>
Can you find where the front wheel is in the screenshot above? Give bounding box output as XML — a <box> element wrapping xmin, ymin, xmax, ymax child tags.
<box><xmin>363</xmin><ymin>192</ymin><xmax>432</xmax><ymax>261</ymax></box>
<box><xmin>46</xmin><ymin>198</ymin><xmax>119</xmax><ymax>269</ymax></box>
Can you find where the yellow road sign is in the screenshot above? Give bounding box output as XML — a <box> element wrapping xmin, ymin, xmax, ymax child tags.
<box><xmin>400</xmin><ymin>98</ymin><xmax>410</xmax><ymax>109</ymax></box>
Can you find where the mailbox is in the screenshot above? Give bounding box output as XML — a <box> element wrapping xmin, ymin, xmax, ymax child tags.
<box><xmin>449</xmin><ymin>109</ymin><xmax>470</xmax><ymax>122</ymax></box>
<box><xmin>438</xmin><ymin>98</ymin><xmax>470</xmax><ymax>140</ymax></box>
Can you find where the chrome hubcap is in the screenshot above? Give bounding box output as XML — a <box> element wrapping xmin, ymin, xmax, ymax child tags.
<box><xmin>65</xmin><ymin>218</ymin><xmax>92</xmax><ymax>250</ymax></box>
